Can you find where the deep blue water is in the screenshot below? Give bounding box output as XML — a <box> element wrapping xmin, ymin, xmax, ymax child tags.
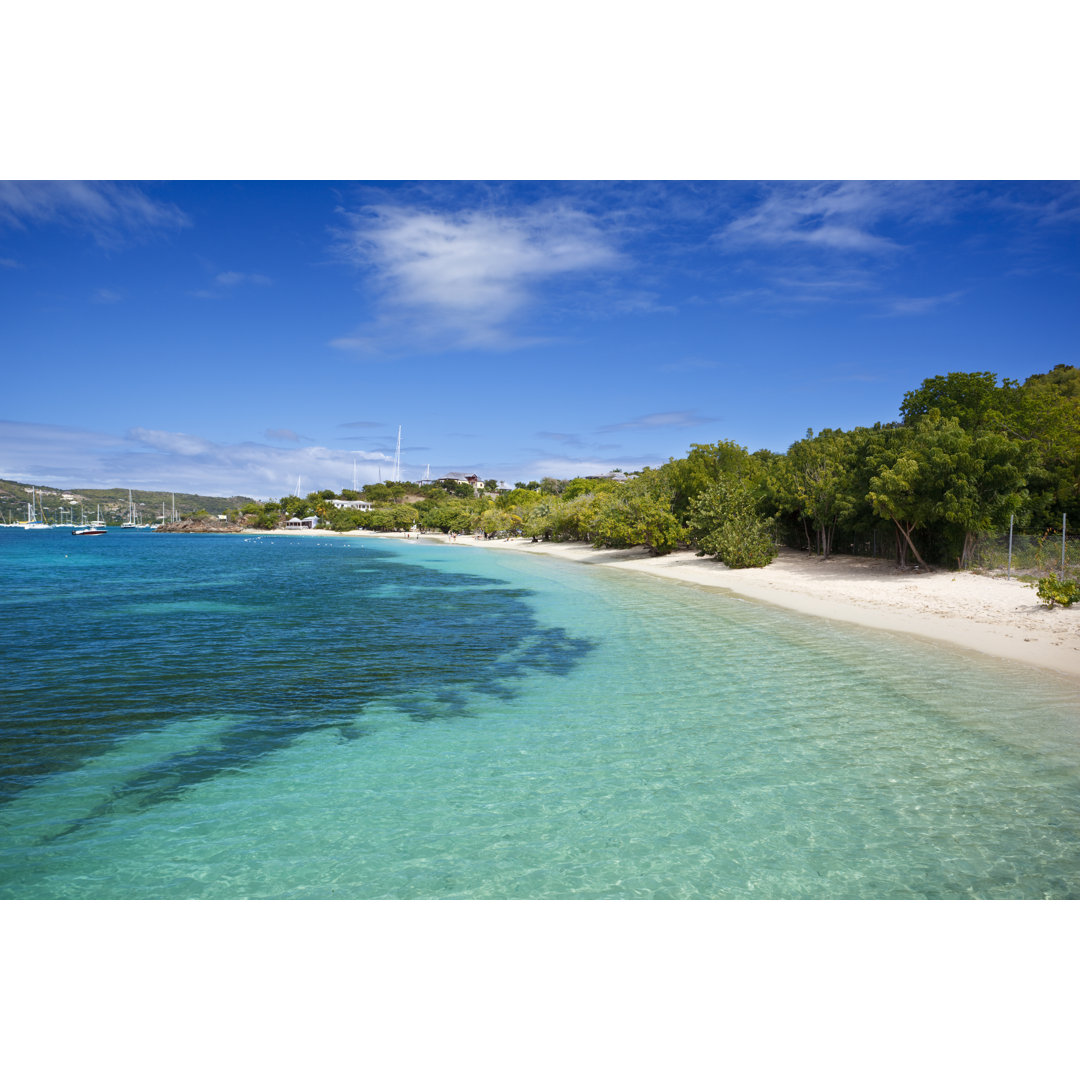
<box><xmin>1</xmin><ymin>527</ymin><xmax>1078</xmax><ymax>898</ymax></box>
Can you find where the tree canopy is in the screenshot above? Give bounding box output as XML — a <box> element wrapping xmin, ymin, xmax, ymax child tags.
<box><xmin>246</xmin><ymin>364</ymin><xmax>1077</xmax><ymax>570</ymax></box>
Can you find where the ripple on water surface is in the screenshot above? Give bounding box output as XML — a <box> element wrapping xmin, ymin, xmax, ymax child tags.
<box><xmin>0</xmin><ymin>530</ymin><xmax>1078</xmax><ymax>898</ymax></box>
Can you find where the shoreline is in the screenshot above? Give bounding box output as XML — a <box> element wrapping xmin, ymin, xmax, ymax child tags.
<box><xmin>242</xmin><ymin>528</ymin><xmax>1080</xmax><ymax>684</ymax></box>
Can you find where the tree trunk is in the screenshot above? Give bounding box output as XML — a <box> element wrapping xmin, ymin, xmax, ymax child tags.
<box><xmin>823</xmin><ymin>520</ymin><xmax>835</xmax><ymax>559</ymax></box>
<box><xmin>893</xmin><ymin>517</ymin><xmax>930</xmax><ymax>571</ymax></box>
<box><xmin>960</xmin><ymin>531</ymin><xmax>978</xmax><ymax>569</ymax></box>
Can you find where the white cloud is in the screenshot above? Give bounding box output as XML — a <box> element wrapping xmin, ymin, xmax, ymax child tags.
<box><xmin>335</xmin><ymin>203</ymin><xmax>621</xmax><ymax>350</ymax></box>
<box><xmin>719</xmin><ymin>181</ymin><xmax>938</xmax><ymax>253</ymax></box>
<box><xmin>0</xmin><ymin>181</ymin><xmax>189</xmax><ymax>246</ymax></box>
<box><xmin>128</xmin><ymin>428</ymin><xmax>217</xmax><ymax>456</ymax></box>
<box><xmin>92</xmin><ymin>287</ymin><xmax>124</xmax><ymax>304</ymax></box>
<box><xmin>0</xmin><ymin>420</ymin><xmax>392</xmax><ymax>500</ymax></box>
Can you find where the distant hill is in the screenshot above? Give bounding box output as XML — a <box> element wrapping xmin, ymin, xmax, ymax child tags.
<box><xmin>0</xmin><ymin>478</ymin><xmax>255</xmax><ymax>525</ymax></box>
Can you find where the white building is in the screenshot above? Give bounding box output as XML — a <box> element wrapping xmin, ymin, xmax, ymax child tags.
<box><xmin>330</xmin><ymin>499</ymin><xmax>373</xmax><ymax>511</ymax></box>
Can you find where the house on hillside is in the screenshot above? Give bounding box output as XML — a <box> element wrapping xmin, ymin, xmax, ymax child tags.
<box><xmin>330</xmin><ymin>499</ymin><xmax>373</xmax><ymax>511</ymax></box>
<box><xmin>429</xmin><ymin>472</ymin><xmax>484</xmax><ymax>491</ymax></box>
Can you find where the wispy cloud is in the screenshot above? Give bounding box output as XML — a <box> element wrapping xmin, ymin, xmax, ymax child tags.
<box><xmin>719</xmin><ymin>181</ymin><xmax>935</xmax><ymax>253</ymax></box>
<box><xmin>191</xmin><ymin>270</ymin><xmax>272</xmax><ymax>300</ymax></box>
<box><xmin>534</xmin><ymin>431</ymin><xmax>620</xmax><ymax>453</ymax></box>
<box><xmin>988</xmin><ymin>182</ymin><xmax>1080</xmax><ymax>228</ymax></box>
<box><xmin>0</xmin><ymin>256</ymin><xmax>20</xmax><ymax>269</ymax></box>
<box><xmin>215</xmin><ymin>271</ymin><xmax>272</xmax><ymax>288</ymax></box>
<box><xmin>0</xmin><ymin>181</ymin><xmax>189</xmax><ymax>247</ymax></box>
<box><xmin>333</xmin><ymin>202</ymin><xmax>621</xmax><ymax>351</ymax></box>
<box><xmin>264</xmin><ymin>428</ymin><xmax>305</xmax><ymax>443</ymax></box>
<box><xmin>612</xmin><ymin>291</ymin><xmax>676</xmax><ymax>314</ymax></box>
<box><xmin>874</xmin><ymin>290</ymin><xmax>965</xmax><ymax>317</ymax></box>
<box><xmin>536</xmin><ymin>431</ymin><xmax>589</xmax><ymax>447</ymax></box>
<box><xmin>92</xmin><ymin>287</ymin><xmax>124</xmax><ymax>304</ymax></box>
<box><xmin>337</xmin><ymin>420</ymin><xmax>384</xmax><ymax>430</ymax></box>
<box><xmin>716</xmin><ymin>277</ymin><xmax>873</xmax><ymax>315</ymax></box>
<box><xmin>598</xmin><ymin>410</ymin><xmax>716</xmax><ymax>433</ymax></box>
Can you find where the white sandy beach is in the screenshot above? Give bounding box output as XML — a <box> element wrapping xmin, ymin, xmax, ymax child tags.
<box><xmin>250</xmin><ymin>528</ymin><xmax>1080</xmax><ymax>683</ymax></box>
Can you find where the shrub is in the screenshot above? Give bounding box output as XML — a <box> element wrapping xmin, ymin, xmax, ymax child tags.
<box><xmin>1031</xmin><ymin>573</ymin><xmax>1080</xmax><ymax>608</ymax></box>
<box><xmin>689</xmin><ymin>475</ymin><xmax>777</xmax><ymax>568</ymax></box>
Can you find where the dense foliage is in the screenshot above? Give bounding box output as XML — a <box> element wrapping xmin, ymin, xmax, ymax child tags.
<box><xmin>689</xmin><ymin>474</ymin><xmax>777</xmax><ymax>568</ymax></box>
<box><xmin>240</xmin><ymin>363</ymin><xmax>1077</xmax><ymax>572</ymax></box>
<box><xmin>1032</xmin><ymin>574</ymin><xmax>1080</xmax><ymax>608</ymax></box>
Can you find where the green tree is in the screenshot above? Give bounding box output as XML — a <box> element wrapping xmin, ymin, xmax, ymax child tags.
<box><xmin>561</xmin><ymin>476</ymin><xmax>618</xmax><ymax>499</ymax></box>
<box><xmin>866</xmin><ymin>411</ymin><xmax>1028</xmax><ymax>569</ymax></box>
<box><xmin>582</xmin><ymin>471</ymin><xmax>687</xmax><ymax>555</ymax></box>
<box><xmin>689</xmin><ymin>474</ymin><xmax>777</xmax><ymax>568</ymax></box>
<box><xmin>665</xmin><ymin>440</ymin><xmax>756</xmax><ymax>524</ymax></box>
<box><xmin>480</xmin><ymin>506</ymin><xmax>515</xmax><ymax>537</ymax></box>
<box><xmin>768</xmin><ymin>429</ymin><xmax>859</xmax><ymax>557</ymax></box>
<box><xmin>1012</xmin><ymin>365</ymin><xmax>1080</xmax><ymax>526</ymax></box>
<box><xmin>900</xmin><ymin>371</ymin><xmax>1016</xmax><ymax>432</ymax></box>
<box><xmin>420</xmin><ymin>499</ymin><xmax>478</xmax><ymax>534</ymax></box>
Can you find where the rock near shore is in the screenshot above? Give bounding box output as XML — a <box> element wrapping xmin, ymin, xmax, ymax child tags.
<box><xmin>155</xmin><ymin>518</ymin><xmax>246</xmax><ymax>533</ymax></box>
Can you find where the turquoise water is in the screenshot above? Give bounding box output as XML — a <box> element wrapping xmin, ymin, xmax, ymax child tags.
<box><xmin>1</xmin><ymin>528</ymin><xmax>1078</xmax><ymax>899</ymax></box>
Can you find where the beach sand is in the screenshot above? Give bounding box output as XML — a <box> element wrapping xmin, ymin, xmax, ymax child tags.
<box><xmin>248</xmin><ymin>528</ymin><xmax>1080</xmax><ymax>682</ymax></box>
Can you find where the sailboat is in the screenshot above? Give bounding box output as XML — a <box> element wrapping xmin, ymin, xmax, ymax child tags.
<box><xmin>22</xmin><ymin>488</ymin><xmax>50</xmax><ymax>530</ymax></box>
<box><xmin>121</xmin><ymin>489</ymin><xmax>139</xmax><ymax>528</ymax></box>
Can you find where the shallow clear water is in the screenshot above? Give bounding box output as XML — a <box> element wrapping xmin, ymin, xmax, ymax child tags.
<box><xmin>1</xmin><ymin>528</ymin><xmax>1078</xmax><ymax>898</ymax></box>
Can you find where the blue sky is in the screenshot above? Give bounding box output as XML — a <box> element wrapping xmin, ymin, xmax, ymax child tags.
<box><xmin>2</xmin><ymin>180</ymin><xmax>1077</xmax><ymax>498</ymax></box>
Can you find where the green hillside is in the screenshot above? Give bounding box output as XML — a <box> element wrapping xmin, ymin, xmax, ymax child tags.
<box><xmin>0</xmin><ymin>478</ymin><xmax>255</xmax><ymax>525</ymax></box>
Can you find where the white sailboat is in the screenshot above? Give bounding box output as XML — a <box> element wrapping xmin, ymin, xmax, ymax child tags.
<box><xmin>121</xmin><ymin>489</ymin><xmax>138</xmax><ymax>528</ymax></box>
<box><xmin>22</xmin><ymin>488</ymin><xmax>50</xmax><ymax>530</ymax></box>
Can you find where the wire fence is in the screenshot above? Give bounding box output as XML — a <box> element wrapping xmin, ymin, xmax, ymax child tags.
<box><xmin>970</xmin><ymin>517</ymin><xmax>1076</xmax><ymax>580</ymax></box>
<box><xmin>779</xmin><ymin>515</ymin><xmax>1074</xmax><ymax>578</ymax></box>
